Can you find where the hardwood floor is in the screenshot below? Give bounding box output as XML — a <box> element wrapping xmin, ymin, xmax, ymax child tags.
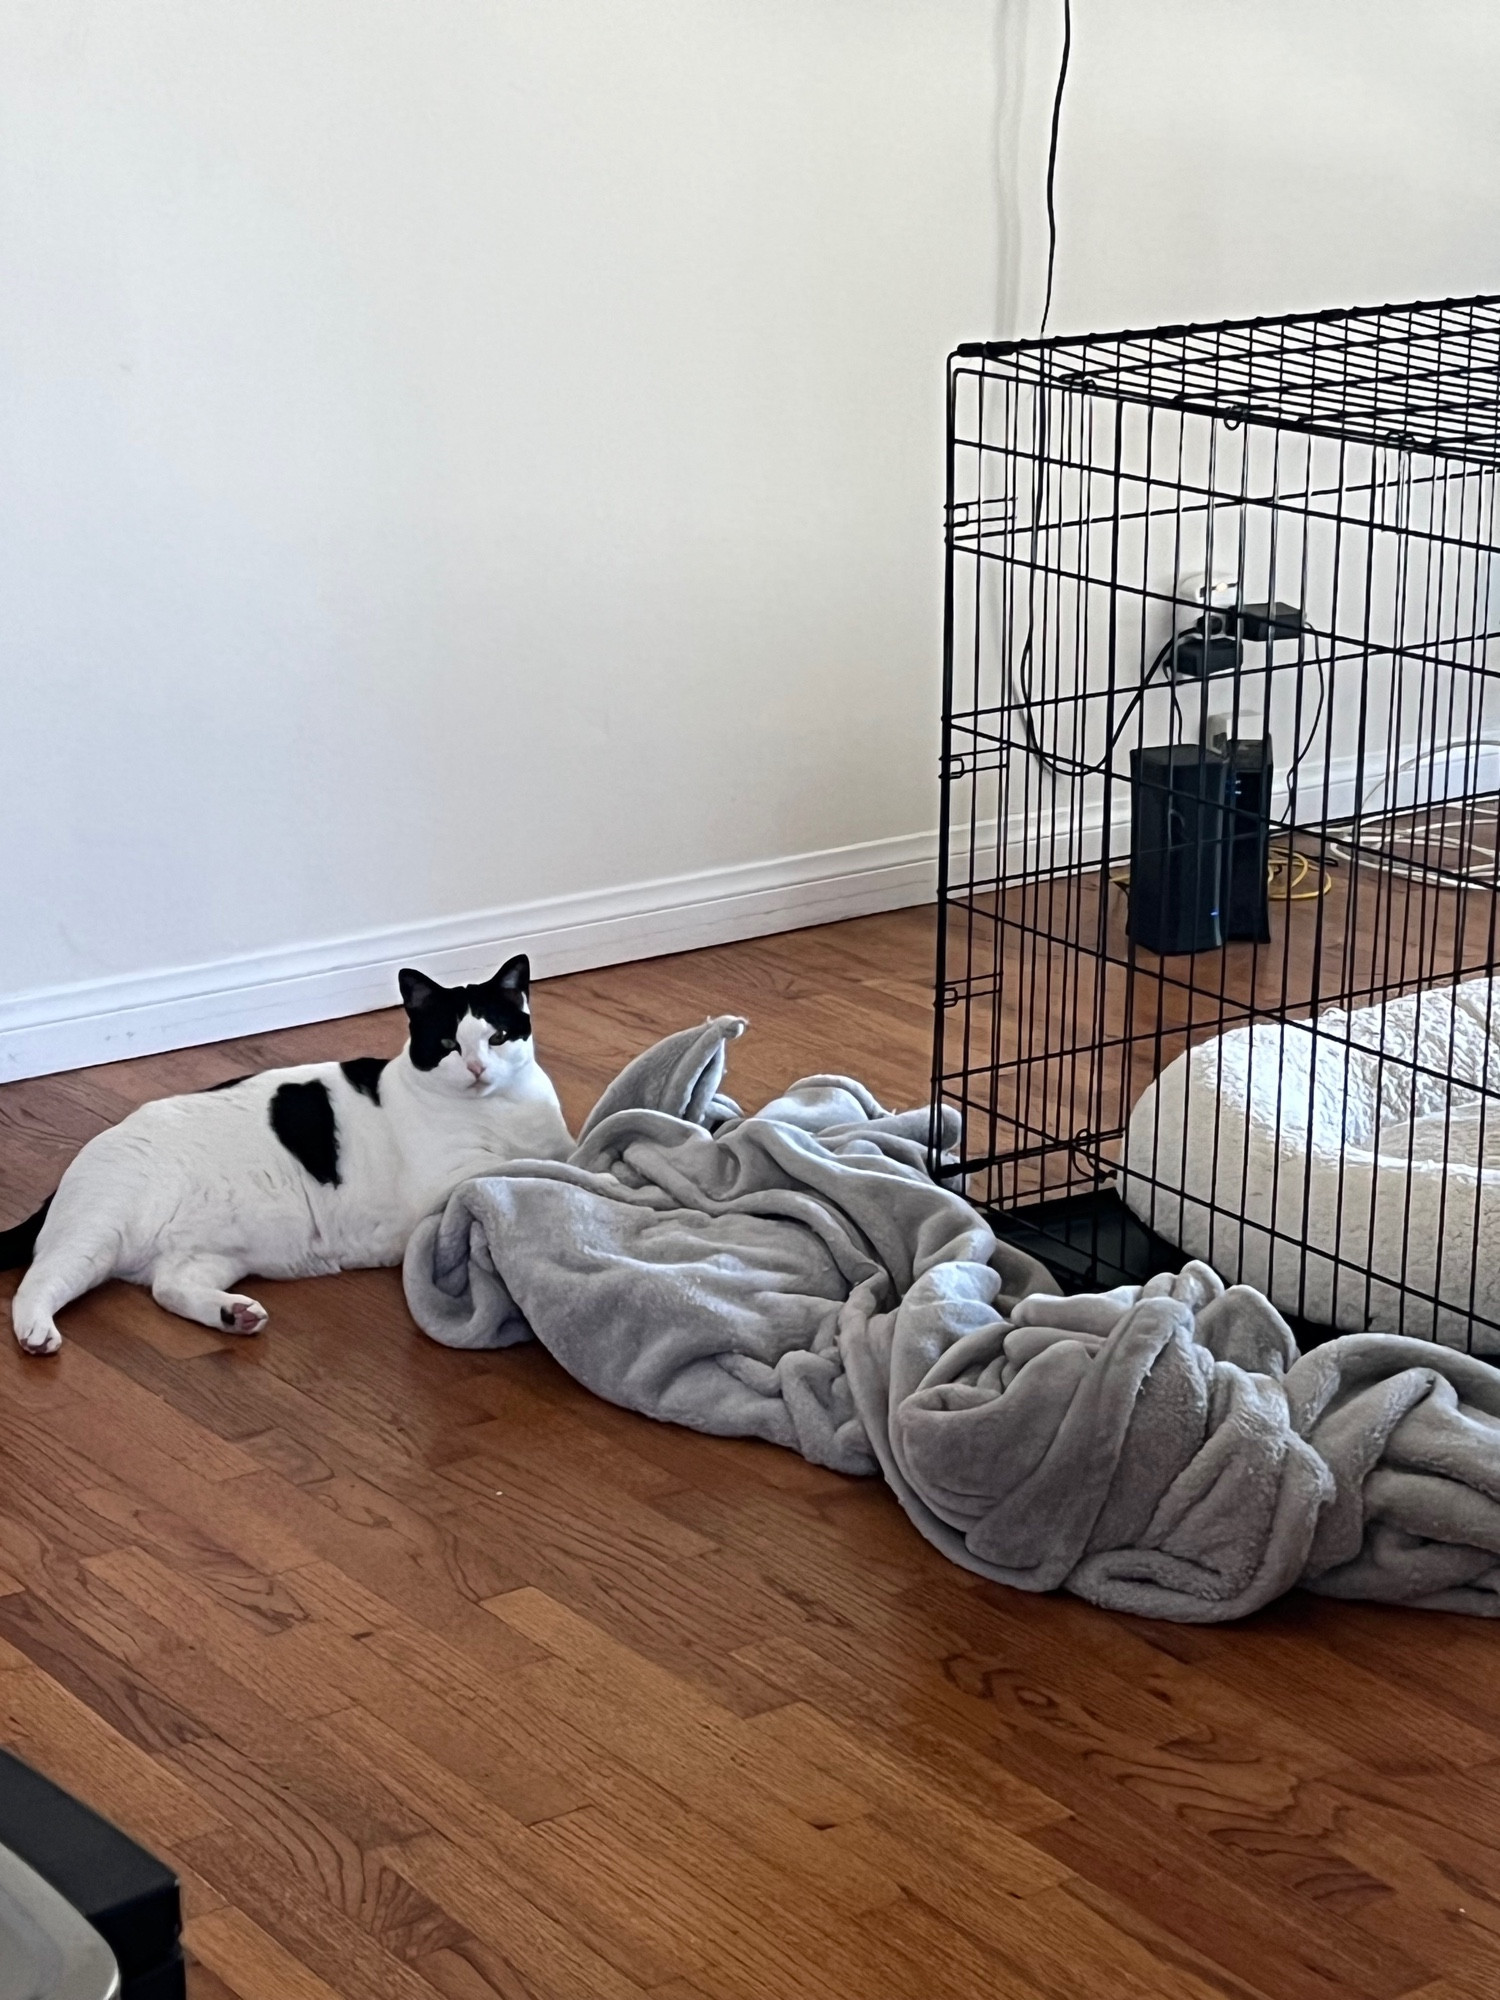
<box><xmin>2</xmin><ymin>906</ymin><xmax>1499</xmax><ymax>2000</ymax></box>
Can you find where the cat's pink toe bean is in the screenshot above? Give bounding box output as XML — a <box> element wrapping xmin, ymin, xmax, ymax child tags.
<box><xmin>219</xmin><ymin>1300</ymin><xmax>268</xmax><ymax>1335</ymax></box>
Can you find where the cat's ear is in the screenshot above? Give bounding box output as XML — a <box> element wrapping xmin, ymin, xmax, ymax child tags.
<box><xmin>398</xmin><ymin>967</ymin><xmax>443</xmax><ymax>1015</ymax></box>
<box><xmin>492</xmin><ymin>954</ymin><xmax>531</xmax><ymax>999</ymax></box>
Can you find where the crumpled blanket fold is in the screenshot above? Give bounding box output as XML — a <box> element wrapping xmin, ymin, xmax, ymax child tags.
<box><xmin>404</xmin><ymin>1016</ymin><xmax>1500</xmax><ymax>1621</ymax></box>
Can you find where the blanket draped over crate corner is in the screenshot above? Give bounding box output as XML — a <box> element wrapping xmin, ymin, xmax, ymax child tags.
<box><xmin>403</xmin><ymin>1016</ymin><xmax>1500</xmax><ymax>1624</ymax></box>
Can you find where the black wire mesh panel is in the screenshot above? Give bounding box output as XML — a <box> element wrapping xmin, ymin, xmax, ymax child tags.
<box><xmin>930</xmin><ymin>296</ymin><xmax>1500</xmax><ymax>1352</ymax></box>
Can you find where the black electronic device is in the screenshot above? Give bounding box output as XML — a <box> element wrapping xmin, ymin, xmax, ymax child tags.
<box><xmin>1127</xmin><ymin>744</ymin><xmax>1229</xmax><ymax>955</ymax></box>
<box><xmin>0</xmin><ymin>1748</ymin><xmax>184</xmax><ymax>1998</ymax></box>
<box><xmin>1221</xmin><ymin>737</ymin><xmax>1273</xmax><ymax>943</ymax></box>
<box><xmin>1237</xmin><ymin>600</ymin><xmax>1309</xmax><ymax>643</ymax></box>
<box><xmin>1157</xmin><ymin>601</ymin><xmax>1310</xmax><ymax>679</ymax></box>
<box><xmin>1160</xmin><ymin>614</ymin><xmax>1241</xmax><ymax>680</ymax></box>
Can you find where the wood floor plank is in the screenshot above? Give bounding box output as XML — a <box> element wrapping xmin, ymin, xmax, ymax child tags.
<box><xmin>916</xmin><ymin>1577</ymin><xmax>1357</xmax><ymax>1780</ymax></box>
<box><xmin>1026</xmin><ymin>1774</ymin><xmax>1431</xmax><ymax>2000</ymax></box>
<box><xmin>0</xmin><ymin>1589</ymin><xmax>211</xmax><ymax>1757</ymax></box>
<box><xmin>1</xmin><ymin>909</ymin><xmax>1495</xmax><ymax>1999</ymax></box>
<box><xmin>82</xmin><ymin>1545</ymin><xmax>339</xmax><ymax>1722</ymax></box>
<box><xmin>183</xmin><ymin>1956</ymin><xmax>244</xmax><ymax>2000</ymax></box>
<box><xmin>268</xmin><ymin>1619</ymin><xmax>588</xmax><ymax>1824</ymax></box>
<box><xmin>54</xmin><ymin>1333</ymin><xmax>266</xmax><ymax>1482</ymax></box>
<box><xmin>526</xmin><ymin>1783</ymin><xmax>936</xmax><ymax>2000</ymax></box>
<box><xmin>54</xmin><ymin>1404</ymin><xmax>322</xmax><ymax>1575</ymax></box>
<box><xmin>0</xmin><ymin>1515</ymin><xmax>178</xmax><ymax>1671</ymax></box>
<box><xmin>205</xmin><ymin>1467</ymin><xmax>542</xmax><ymax>1662</ymax></box>
<box><xmin>1145</xmin><ymin>1613</ymin><xmax>1500</xmax><ymax>1776</ymax></box>
<box><xmin>1286</xmin><ymin>1777</ymin><xmax>1500</xmax><ymax>1989</ymax></box>
<box><xmin>0</xmin><ymin>1654</ymin><xmax>227</xmax><ymax>1850</ymax></box>
<box><xmin>318</xmin><ymin>1702</ymin><xmax>685</xmax><ymax>1992</ymax></box>
<box><xmin>865</xmin><ymin>1865</ymin><xmax>1251</xmax><ymax>2000</ymax></box>
<box><xmin>408</xmin><ymin>1938</ymin><xmax>549</xmax><ymax>2000</ymax></box>
<box><xmin>506</xmin><ymin>1651</ymin><xmax>902</xmax><ymax>1916</ymax></box>
<box><xmin>184</xmin><ymin>1845</ymin><xmax>464</xmax><ymax>2000</ymax></box>
<box><xmin>186</xmin><ymin>1906</ymin><xmax>353</xmax><ymax>2000</ymax></box>
<box><xmin>486</xmin><ymin>1586</ymin><xmax>878</xmax><ymax>1831</ymax></box>
<box><xmin>386</xmin><ymin>1830</ymin><xmax>660</xmax><ymax>2000</ymax></box>
<box><xmin>453</xmin><ymin>1341</ymin><xmax>836</xmax><ymax>1501</ymax></box>
<box><xmin>737</xmin><ymin>1695</ymin><xmax>1070</xmax><ymax>1842</ymax></box>
<box><xmin>429</xmin><ymin>1475</ymin><xmax>794</xmax><ymax>1719</ymax></box>
<box><xmin>852</xmin><ymin>1892</ymin><xmax>1056</xmax><ymax>2000</ymax></box>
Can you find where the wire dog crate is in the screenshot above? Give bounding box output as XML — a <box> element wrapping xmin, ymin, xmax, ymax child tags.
<box><xmin>930</xmin><ymin>296</ymin><xmax>1500</xmax><ymax>1352</ymax></box>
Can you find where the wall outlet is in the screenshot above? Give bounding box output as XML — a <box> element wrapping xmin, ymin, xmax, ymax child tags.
<box><xmin>1176</xmin><ymin>568</ymin><xmax>1241</xmax><ymax>613</ymax></box>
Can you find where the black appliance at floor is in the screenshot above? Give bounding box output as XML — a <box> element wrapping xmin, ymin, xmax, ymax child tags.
<box><xmin>0</xmin><ymin>1749</ymin><xmax>183</xmax><ymax>1999</ymax></box>
<box><xmin>1126</xmin><ymin>739</ymin><xmax>1272</xmax><ymax>956</ymax></box>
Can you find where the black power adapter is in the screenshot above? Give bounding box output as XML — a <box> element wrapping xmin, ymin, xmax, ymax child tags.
<box><xmin>1162</xmin><ymin>619</ymin><xmax>1240</xmax><ymax>680</ymax></box>
<box><xmin>1156</xmin><ymin>600</ymin><xmax>1309</xmax><ymax>680</ymax></box>
<box><xmin>1237</xmin><ymin>600</ymin><xmax>1309</xmax><ymax>643</ymax></box>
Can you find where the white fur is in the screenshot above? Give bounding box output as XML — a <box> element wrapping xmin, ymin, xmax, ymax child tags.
<box><xmin>10</xmin><ymin>1009</ymin><xmax>571</xmax><ymax>1354</ymax></box>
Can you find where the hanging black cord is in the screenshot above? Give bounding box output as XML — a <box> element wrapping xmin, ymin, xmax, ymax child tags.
<box><xmin>1039</xmin><ymin>0</ymin><xmax>1071</xmax><ymax>337</ymax></box>
<box><xmin>1009</xmin><ymin>638</ymin><xmax>1168</xmax><ymax>780</ymax></box>
<box><xmin>1277</xmin><ymin>632</ymin><xmax>1328</xmax><ymax>829</ymax></box>
<box><xmin>1009</xmin><ymin>1</ymin><xmax>1076</xmax><ymax>776</ymax></box>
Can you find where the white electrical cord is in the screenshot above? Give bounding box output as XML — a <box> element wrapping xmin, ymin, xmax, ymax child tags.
<box><xmin>1325</xmin><ymin>806</ymin><xmax>1500</xmax><ymax>888</ymax></box>
<box><xmin>1356</xmin><ymin>738</ymin><xmax>1500</xmax><ymax>816</ymax></box>
<box><xmin>1317</xmin><ymin>737</ymin><xmax>1500</xmax><ymax>886</ymax></box>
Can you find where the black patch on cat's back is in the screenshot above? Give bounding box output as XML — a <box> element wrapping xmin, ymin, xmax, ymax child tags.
<box><xmin>269</xmin><ymin>1080</ymin><xmax>340</xmax><ymax>1186</ymax></box>
<box><xmin>340</xmin><ymin>1057</ymin><xmax>388</xmax><ymax>1105</ymax></box>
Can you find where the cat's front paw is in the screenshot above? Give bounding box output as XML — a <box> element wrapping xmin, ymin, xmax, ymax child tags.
<box><xmin>13</xmin><ymin>1317</ymin><xmax>61</xmax><ymax>1356</ymax></box>
<box><xmin>218</xmin><ymin>1297</ymin><xmax>269</xmax><ymax>1335</ymax></box>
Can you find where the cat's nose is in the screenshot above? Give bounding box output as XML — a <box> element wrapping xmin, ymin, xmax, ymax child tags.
<box><xmin>466</xmin><ymin>1057</ymin><xmax>486</xmax><ymax>1079</ymax></box>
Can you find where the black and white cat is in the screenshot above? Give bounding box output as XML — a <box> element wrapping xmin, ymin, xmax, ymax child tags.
<box><xmin>1</xmin><ymin>956</ymin><xmax>571</xmax><ymax>1355</ymax></box>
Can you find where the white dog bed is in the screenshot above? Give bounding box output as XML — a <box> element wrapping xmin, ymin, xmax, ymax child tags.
<box><xmin>1120</xmin><ymin>978</ymin><xmax>1500</xmax><ymax>1349</ymax></box>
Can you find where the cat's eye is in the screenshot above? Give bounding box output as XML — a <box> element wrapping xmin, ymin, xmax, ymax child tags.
<box><xmin>439</xmin><ymin>1037</ymin><xmax>457</xmax><ymax>1053</ymax></box>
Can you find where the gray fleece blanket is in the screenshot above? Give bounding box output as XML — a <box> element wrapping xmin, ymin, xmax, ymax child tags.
<box><xmin>404</xmin><ymin>1017</ymin><xmax>1500</xmax><ymax>1622</ymax></box>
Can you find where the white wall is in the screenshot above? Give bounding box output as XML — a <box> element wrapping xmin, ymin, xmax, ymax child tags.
<box><xmin>5</xmin><ymin>0</ymin><xmax>1500</xmax><ymax>1077</ymax></box>
<box><xmin>0</xmin><ymin>0</ymin><xmax>1001</xmax><ymax>1074</ymax></box>
<box><xmin>1001</xmin><ymin>0</ymin><xmax>1500</xmax><ymax>339</ymax></box>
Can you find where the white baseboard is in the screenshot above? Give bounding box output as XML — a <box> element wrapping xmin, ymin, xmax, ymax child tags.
<box><xmin>0</xmin><ymin>829</ymin><xmax>942</xmax><ymax>1083</ymax></box>
<box><xmin>15</xmin><ymin>734</ymin><xmax>1474</xmax><ymax>1085</ymax></box>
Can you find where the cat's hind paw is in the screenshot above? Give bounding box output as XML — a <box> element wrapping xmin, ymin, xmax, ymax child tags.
<box><xmin>218</xmin><ymin>1297</ymin><xmax>269</xmax><ymax>1336</ymax></box>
